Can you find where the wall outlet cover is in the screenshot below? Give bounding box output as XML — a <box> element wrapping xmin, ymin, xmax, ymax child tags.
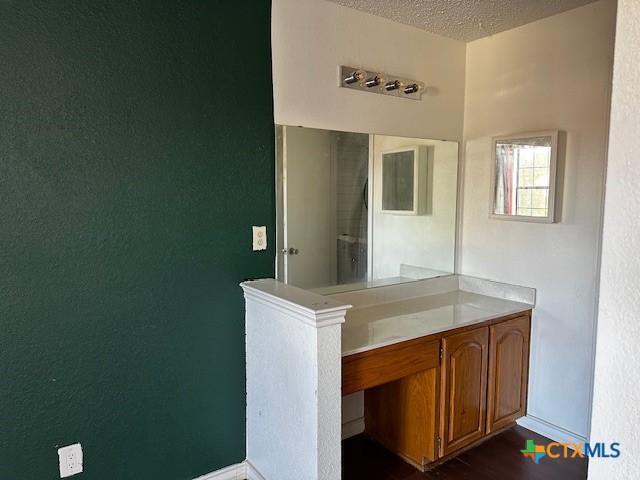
<box><xmin>58</xmin><ymin>443</ymin><xmax>83</xmax><ymax>478</ymax></box>
<box><xmin>252</xmin><ymin>226</ymin><xmax>267</xmax><ymax>251</ymax></box>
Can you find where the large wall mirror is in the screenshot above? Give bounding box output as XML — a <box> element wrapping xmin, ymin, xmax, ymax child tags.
<box><xmin>275</xmin><ymin>125</ymin><xmax>459</xmax><ymax>293</ymax></box>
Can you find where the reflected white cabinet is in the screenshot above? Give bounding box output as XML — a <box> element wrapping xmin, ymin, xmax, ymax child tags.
<box><xmin>381</xmin><ymin>145</ymin><xmax>428</xmax><ymax>215</ymax></box>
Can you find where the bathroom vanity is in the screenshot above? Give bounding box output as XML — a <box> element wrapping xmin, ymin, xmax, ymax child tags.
<box><xmin>241</xmin><ymin>275</ymin><xmax>534</xmax><ymax>480</ymax></box>
<box><xmin>342</xmin><ymin>291</ymin><xmax>531</xmax><ymax>470</ymax></box>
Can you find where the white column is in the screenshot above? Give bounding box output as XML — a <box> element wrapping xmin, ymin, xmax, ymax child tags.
<box><xmin>241</xmin><ymin>279</ymin><xmax>351</xmax><ymax>480</ymax></box>
<box><xmin>589</xmin><ymin>1</ymin><xmax>640</xmax><ymax>478</ymax></box>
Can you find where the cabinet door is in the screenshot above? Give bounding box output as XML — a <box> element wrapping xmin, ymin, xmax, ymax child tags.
<box><xmin>486</xmin><ymin>315</ymin><xmax>530</xmax><ymax>433</ymax></box>
<box><xmin>440</xmin><ymin>327</ymin><xmax>489</xmax><ymax>457</ymax></box>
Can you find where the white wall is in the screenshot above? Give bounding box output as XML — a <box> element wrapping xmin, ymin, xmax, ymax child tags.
<box><xmin>589</xmin><ymin>1</ymin><xmax>640</xmax><ymax>478</ymax></box>
<box><xmin>460</xmin><ymin>0</ymin><xmax>616</xmax><ymax>441</ymax></box>
<box><xmin>271</xmin><ymin>0</ymin><xmax>466</xmax><ymax>141</ymax></box>
<box><xmin>372</xmin><ymin>135</ymin><xmax>458</xmax><ymax>277</ymax></box>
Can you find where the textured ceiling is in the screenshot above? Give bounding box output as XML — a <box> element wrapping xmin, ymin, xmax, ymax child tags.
<box><xmin>328</xmin><ymin>0</ymin><xmax>599</xmax><ymax>42</ymax></box>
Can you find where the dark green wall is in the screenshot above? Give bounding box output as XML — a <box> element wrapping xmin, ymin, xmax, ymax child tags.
<box><xmin>0</xmin><ymin>1</ymin><xmax>274</xmax><ymax>478</ymax></box>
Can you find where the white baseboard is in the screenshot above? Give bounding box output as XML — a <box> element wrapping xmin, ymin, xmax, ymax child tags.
<box><xmin>245</xmin><ymin>460</ymin><xmax>266</xmax><ymax>480</ymax></box>
<box><xmin>342</xmin><ymin>417</ymin><xmax>365</xmax><ymax>440</ymax></box>
<box><xmin>193</xmin><ymin>462</ymin><xmax>247</xmax><ymax>480</ymax></box>
<box><xmin>517</xmin><ymin>415</ymin><xmax>586</xmax><ymax>445</ymax></box>
<box><xmin>194</xmin><ymin>460</ymin><xmax>266</xmax><ymax>480</ymax></box>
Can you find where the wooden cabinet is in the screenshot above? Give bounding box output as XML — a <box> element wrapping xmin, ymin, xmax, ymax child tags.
<box><xmin>356</xmin><ymin>338</ymin><xmax>441</xmax><ymax>469</ymax></box>
<box><xmin>439</xmin><ymin>327</ymin><xmax>489</xmax><ymax>457</ymax></box>
<box><xmin>348</xmin><ymin>311</ymin><xmax>532</xmax><ymax>471</ymax></box>
<box><xmin>365</xmin><ymin>368</ymin><xmax>440</xmax><ymax>468</ymax></box>
<box><xmin>486</xmin><ymin>315</ymin><xmax>530</xmax><ymax>433</ymax></box>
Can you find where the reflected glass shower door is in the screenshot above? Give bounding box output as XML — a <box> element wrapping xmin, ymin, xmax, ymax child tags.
<box><xmin>335</xmin><ymin>132</ymin><xmax>369</xmax><ymax>285</ymax></box>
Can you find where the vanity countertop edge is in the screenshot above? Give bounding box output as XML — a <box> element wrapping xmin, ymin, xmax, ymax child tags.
<box><xmin>334</xmin><ymin>275</ymin><xmax>535</xmax><ymax>357</ymax></box>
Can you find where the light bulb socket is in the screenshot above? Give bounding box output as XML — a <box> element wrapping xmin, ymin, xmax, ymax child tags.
<box><xmin>344</xmin><ymin>70</ymin><xmax>364</xmax><ymax>85</ymax></box>
<box><xmin>403</xmin><ymin>83</ymin><xmax>419</xmax><ymax>94</ymax></box>
<box><xmin>365</xmin><ymin>76</ymin><xmax>381</xmax><ymax>88</ymax></box>
<box><xmin>384</xmin><ymin>80</ymin><xmax>401</xmax><ymax>91</ymax></box>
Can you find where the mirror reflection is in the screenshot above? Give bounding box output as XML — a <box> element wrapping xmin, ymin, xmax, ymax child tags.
<box><xmin>276</xmin><ymin>125</ymin><xmax>459</xmax><ymax>293</ymax></box>
<box><xmin>491</xmin><ymin>132</ymin><xmax>557</xmax><ymax>222</ymax></box>
<box><xmin>381</xmin><ymin>146</ymin><xmax>425</xmax><ymax>214</ymax></box>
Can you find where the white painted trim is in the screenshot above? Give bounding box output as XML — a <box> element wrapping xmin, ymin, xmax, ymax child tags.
<box><xmin>342</xmin><ymin>416</ymin><xmax>365</xmax><ymax>440</ymax></box>
<box><xmin>367</xmin><ymin>133</ymin><xmax>374</xmax><ymax>281</ymax></box>
<box><xmin>245</xmin><ymin>460</ymin><xmax>267</xmax><ymax>480</ymax></box>
<box><xmin>454</xmin><ymin>135</ymin><xmax>464</xmax><ymax>275</ymax></box>
<box><xmin>241</xmin><ymin>279</ymin><xmax>351</xmax><ymax>327</ymax></box>
<box><xmin>488</xmin><ymin>129</ymin><xmax>559</xmax><ymax>224</ymax></box>
<box><xmin>193</xmin><ymin>462</ymin><xmax>247</xmax><ymax>480</ymax></box>
<box><xmin>517</xmin><ymin>415</ymin><xmax>586</xmax><ymax>445</ymax></box>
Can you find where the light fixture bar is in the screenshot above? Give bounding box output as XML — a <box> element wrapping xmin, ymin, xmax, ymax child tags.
<box><xmin>338</xmin><ymin>65</ymin><xmax>425</xmax><ymax>101</ymax></box>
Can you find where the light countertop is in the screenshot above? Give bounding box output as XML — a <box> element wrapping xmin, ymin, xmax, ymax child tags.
<box><xmin>342</xmin><ymin>290</ymin><xmax>532</xmax><ymax>356</ymax></box>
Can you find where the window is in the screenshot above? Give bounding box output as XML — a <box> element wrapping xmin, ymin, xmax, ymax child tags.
<box><xmin>491</xmin><ymin>131</ymin><xmax>558</xmax><ymax>223</ymax></box>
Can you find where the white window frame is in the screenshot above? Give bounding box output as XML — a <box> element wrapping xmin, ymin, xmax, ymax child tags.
<box><xmin>489</xmin><ymin>129</ymin><xmax>559</xmax><ymax>224</ymax></box>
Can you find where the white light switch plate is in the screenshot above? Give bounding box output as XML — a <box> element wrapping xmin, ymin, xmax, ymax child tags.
<box><xmin>58</xmin><ymin>443</ymin><xmax>83</xmax><ymax>478</ymax></box>
<box><xmin>252</xmin><ymin>226</ymin><xmax>267</xmax><ymax>251</ymax></box>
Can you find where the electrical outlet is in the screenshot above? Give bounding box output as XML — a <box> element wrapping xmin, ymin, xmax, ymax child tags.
<box><xmin>252</xmin><ymin>226</ymin><xmax>267</xmax><ymax>251</ymax></box>
<box><xmin>58</xmin><ymin>443</ymin><xmax>83</xmax><ymax>478</ymax></box>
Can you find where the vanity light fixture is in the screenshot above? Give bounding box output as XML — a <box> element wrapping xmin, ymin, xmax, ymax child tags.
<box><xmin>339</xmin><ymin>65</ymin><xmax>424</xmax><ymax>100</ymax></box>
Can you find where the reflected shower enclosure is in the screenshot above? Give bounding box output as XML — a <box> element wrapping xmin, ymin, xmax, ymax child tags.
<box><xmin>336</xmin><ymin>132</ymin><xmax>370</xmax><ymax>284</ymax></box>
